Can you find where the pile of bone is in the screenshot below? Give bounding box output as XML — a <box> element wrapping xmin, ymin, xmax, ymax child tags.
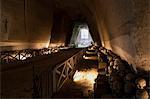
<box><xmin>94</xmin><ymin>47</ymin><xmax>149</xmax><ymax>99</ymax></box>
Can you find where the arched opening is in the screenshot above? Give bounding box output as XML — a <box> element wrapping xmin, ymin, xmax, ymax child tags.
<box><xmin>70</xmin><ymin>23</ymin><xmax>94</xmax><ymax>48</ymax></box>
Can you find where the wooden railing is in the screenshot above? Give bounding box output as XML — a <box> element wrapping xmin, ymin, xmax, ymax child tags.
<box><xmin>32</xmin><ymin>49</ymin><xmax>84</xmax><ymax>98</ymax></box>
<box><xmin>0</xmin><ymin>48</ymin><xmax>59</xmax><ymax>64</ymax></box>
<box><xmin>52</xmin><ymin>51</ymin><xmax>82</xmax><ymax>92</ymax></box>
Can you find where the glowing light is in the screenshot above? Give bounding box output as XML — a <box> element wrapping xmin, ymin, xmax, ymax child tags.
<box><xmin>86</xmin><ymin>51</ymin><xmax>96</xmax><ymax>54</ymax></box>
<box><xmin>70</xmin><ymin>25</ymin><xmax>94</xmax><ymax>48</ymax></box>
<box><xmin>81</xmin><ymin>29</ymin><xmax>89</xmax><ymax>39</ymax></box>
<box><xmin>73</xmin><ymin>68</ymin><xmax>98</xmax><ymax>90</ymax></box>
<box><xmin>83</xmin><ymin>55</ymin><xmax>98</xmax><ymax>60</ymax></box>
<box><xmin>49</xmin><ymin>43</ymin><xmax>65</xmax><ymax>48</ymax></box>
<box><xmin>20</xmin><ymin>55</ymin><xmax>26</xmax><ymax>60</ymax></box>
<box><xmin>45</xmin><ymin>42</ymin><xmax>50</xmax><ymax>48</ymax></box>
<box><xmin>73</xmin><ymin>71</ymin><xmax>84</xmax><ymax>81</ymax></box>
<box><xmin>12</xmin><ymin>53</ymin><xmax>27</xmax><ymax>60</ymax></box>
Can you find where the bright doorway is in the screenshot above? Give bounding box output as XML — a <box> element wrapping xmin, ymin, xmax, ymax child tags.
<box><xmin>70</xmin><ymin>24</ymin><xmax>94</xmax><ymax>48</ymax></box>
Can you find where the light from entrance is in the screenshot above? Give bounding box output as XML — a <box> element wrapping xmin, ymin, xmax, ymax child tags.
<box><xmin>77</xmin><ymin>28</ymin><xmax>93</xmax><ymax>48</ymax></box>
<box><xmin>70</xmin><ymin>24</ymin><xmax>94</xmax><ymax>48</ymax></box>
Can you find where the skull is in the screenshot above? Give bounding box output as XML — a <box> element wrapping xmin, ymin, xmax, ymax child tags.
<box><xmin>118</xmin><ymin>64</ymin><xmax>125</xmax><ymax>71</ymax></box>
<box><xmin>113</xmin><ymin>58</ymin><xmax>120</xmax><ymax>70</ymax></box>
<box><xmin>109</xmin><ymin>75</ymin><xmax>120</xmax><ymax>88</ymax></box>
<box><xmin>108</xmin><ymin>66</ymin><xmax>113</xmax><ymax>74</ymax></box>
<box><xmin>125</xmin><ymin>73</ymin><xmax>135</xmax><ymax>83</ymax></box>
<box><xmin>109</xmin><ymin>61</ymin><xmax>114</xmax><ymax>67</ymax></box>
<box><xmin>113</xmin><ymin>64</ymin><xmax>118</xmax><ymax>70</ymax></box>
<box><xmin>136</xmin><ymin>89</ymin><xmax>149</xmax><ymax>99</ymax></box>
<box><xmin>111</xmin><ymin>80</ymin><xmax>124</xmax><ymax>96</ymax></box>
<box><xmin>135</xmin><ymin>78</ymin><xmax>146</xmax><ymax>89</ymax></box>
<box><xmin>118</xmin><ymin>70</ymin><xmax>125</xmax><ymax>77</ymax></box>
<box><xmin>114</xmin><ymin>58</ymin><xmax>125</xmax><ymax>71</ymax></box>
<box><xmin>111</xmin><ymin>69</ymin><xmax>119</xmax><ymax>76</ymax></box>
<box><xmin>101</xmin><ymin>49</ymin><xmax>107</xmax><ymax>54</ymax></box>
<box><xmin>107</xmin><ymin>55</ymin><xmax>113</xmax><ymax>62</ymax></box>
<box><xmin>110</xmin><ymin>75</ymin><xmax>119</xmax><ymax>82</ymax></box>
<box><xmin>114</xmin><ymin>58</ymin><xmax>121</xmax><ymax>65</ymax></box>
<box><xmin>99</xmin><ymin>47</ymin><xmax>104</xmax><ymax>50</ymax></box>
<box><xmin>124</xmin><ymin>82</ymin><xmax>136</xmax><ymax>94</ymax></box>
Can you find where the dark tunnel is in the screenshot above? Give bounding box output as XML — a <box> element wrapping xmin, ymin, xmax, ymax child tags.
<box><xmin>0</xmin><ymin>0</ymin><xmax>150</xmax><ymax>98</ymax></box>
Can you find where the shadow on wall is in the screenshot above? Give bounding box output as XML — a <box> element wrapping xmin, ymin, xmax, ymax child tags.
<box><xmin>104</xmin><ymin>34</ymin><xmax>137</xmax><ymax>72</ymax></box>
<box><xmin>103</xmin><ymin>33</ymin><xmax>150</xmax><ymax>73</ymax></box>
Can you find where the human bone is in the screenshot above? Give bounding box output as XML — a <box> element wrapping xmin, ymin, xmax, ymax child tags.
<box><xmin>135</xmin><ymin>78</ymin><xmax>146</xmax><ymax>89</ymax></box>
<box><xmin>136</xmin><ymin>89</ymin><xmax>149</xmax><ymax>99</ymax></box>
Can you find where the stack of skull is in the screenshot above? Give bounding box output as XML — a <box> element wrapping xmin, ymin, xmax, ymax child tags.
<box><xmin>94</xmin><ymin>47</ymin><xmax>149</xmax><ymax>99</ymax></box>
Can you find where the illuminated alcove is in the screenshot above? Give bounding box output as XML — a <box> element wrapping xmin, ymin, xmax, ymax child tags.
<box><xmin>70</xmin><ymin>24</ymin><xmax>94</xmax><ymax>48</ymax></box>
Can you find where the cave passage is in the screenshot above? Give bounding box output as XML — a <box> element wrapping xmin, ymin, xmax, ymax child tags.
<box><xmin>0</xmin><ymin>0</ymin><xmax>149</xmax><ymax>98</ymax></box>
<box><xmin>70</xmin><ymin>24</ymin><xmax>94</xmax><ymax>48</ymax></box>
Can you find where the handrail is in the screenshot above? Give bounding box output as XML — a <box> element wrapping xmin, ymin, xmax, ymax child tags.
<box><xmin>32</xmin><ymin>49</ymin><xmax>84</xmax><ymax>98</ymax></box>
<box><xmin>52</xmin><ymin>50</ymin><xmax>82</xmax><ymax>93</ymax></box>
<box><xmin>0</xmin><ymin>48</ymin><xmax>59</xmax><ymax>64</ymax></box>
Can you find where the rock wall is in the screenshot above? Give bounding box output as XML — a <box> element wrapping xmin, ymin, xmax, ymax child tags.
<box><xmin>94</xmin><ymin>0</ymin><xmax>150</xmax><ymax>72</ymax></box>
<box><xmin>0</xmin><ymin>0</ymin><xmax>149</xmax><ymax>71</ymax></box>
<box><xmin>0</xmin><ymin>0</ymin><xmax>53</xmax><ymax>50</ymax></box>
<box><xmin>50</xmin><ymin>11</ymin><xmax>71</xmax><ymax>47</ymax></box>
<box><xmin>130</xmin><ymin>0</ymin><xmax>150</xmax><ymax>71</ymax></box>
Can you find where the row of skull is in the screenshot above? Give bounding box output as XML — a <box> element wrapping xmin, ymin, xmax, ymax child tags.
<box><xmin>95</xmin><ymin>47</ymin><xmax>149</xmax><ymax>99</ymax></box>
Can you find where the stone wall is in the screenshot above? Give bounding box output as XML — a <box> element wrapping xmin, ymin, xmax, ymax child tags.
<box><xmin>0</xmin><ymin>0</ymin><xmax>53</xmax><ymax>50</ymax></box>
<box><xmin>0</xmin><ymin>0</ymin><xmax>149</xmax><ymax>71</ymax></box>
<box><xmin>130</xmin><ymin>0</ymin><xmax>150</xmax><ymax>71</ymax></box>
<box><xmin>94</xmin><ymin>0</ymin><xmax>150</xmax><ymax>72</ymax></box>
<box><xmin>50</xmin><ymin>11</ymin><xmax>71</xmax><ymax>47</ymax></box>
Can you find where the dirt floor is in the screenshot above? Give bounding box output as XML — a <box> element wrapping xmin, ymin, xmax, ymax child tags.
<box><xmin>52</xmin><ymin>57</ymin><xmax>98</xmax><ymax>98</ymax></box>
